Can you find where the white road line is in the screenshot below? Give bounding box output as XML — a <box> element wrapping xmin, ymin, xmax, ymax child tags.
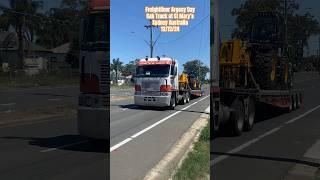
<box><xmin>211</xmin><ymin>104</ymin><xmax>320</xmax><ymax>166</ymax></box>
<box><xmin>0</xmin><ymin>103</ymin><xmax>16</xmax><ymax>106</ymax></box>
<box><xmin>110</xmin><ymin>95</ymin><xmax>209</xmax><ymax>152</ymax></box>
<box><xmin>41</xmin><ymin>140</ymin><xmax>89</xmax><ymax>153</ymax></box>
<box><xmin>285</xmin><ymin>105</ymin><xmax>320</xmax><ymax>124</ymax></box>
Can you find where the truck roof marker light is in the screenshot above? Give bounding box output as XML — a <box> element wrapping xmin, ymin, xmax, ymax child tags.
<box><xmin>145</xmin><ymin>56</ymin><xmax>148</xmax><ymax>61</ymax></box>
<box><xmin>157</xmin><ymin>56</ymin><xmax>160</xmax><ymax>61</ymax></box>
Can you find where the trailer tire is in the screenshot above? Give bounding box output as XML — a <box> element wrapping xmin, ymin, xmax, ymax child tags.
<box><xmin>229</xmin><ymin>99</ymin><xmax>245</xmax><ymax>136</ymax></box>
<box><xmin>285</xmin><ymin>96</ymin><xmax>293</xmax><ymax>113</ymax></box>
<box><xmin>296</xmin><ymin>93</ymin><xmax>301</xmax><ymax>108</ymax></box>
<box><xmin>180</xmin><ymin>93</ymin><xmax>186</xmax><ymax>105</ymax></box>
<box><xmin>169</xmin><ymin>94</ymin><xmax>176</xmax><ymax>110</ymax></box>
<box><xmin>244</xmin><ymin>97</ymin><xmax>255</xmax><ymax>131</ymax></box>
<box><xmin>186</xmin><ymin>92</ymin><xmax>190</xmax><ymax>103</ymax></box>
<box><xmin>292</xmin><ymin>95</ymin><xmax>297</xmax><ymax>111</ymax></box>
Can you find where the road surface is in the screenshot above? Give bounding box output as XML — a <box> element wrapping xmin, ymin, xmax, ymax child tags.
<box><xmin>110</xmin><ymin>88</ymin><xmax>210</xmax><ymax>180</ymax></box>
<box><xmin>0</xmin><ymin>86</ymin><xmax>109</xmax><ymax>179</ymax></box>
<box><xmin>211</xmin><ymin>72</ymin><xmax>320</xmax><ymax>180</ymax></box>
<box><xmin>0</xmin><ymin>86</ymin><xmax>78</xmax><ymax>114</ymax></box>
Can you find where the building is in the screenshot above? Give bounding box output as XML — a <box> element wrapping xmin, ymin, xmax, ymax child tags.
<box><xmin>0</xmin><ymin>31</ymin><xmax>52</xmax><ymax>72</ymax></box>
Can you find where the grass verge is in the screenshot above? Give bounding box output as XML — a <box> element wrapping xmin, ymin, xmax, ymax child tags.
<box><xmin>173</xmin><ymin>123</ymin><xmax>210</xmax><ymax>180</ymax></box>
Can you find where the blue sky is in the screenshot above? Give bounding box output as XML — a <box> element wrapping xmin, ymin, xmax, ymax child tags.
<box><xmin>219</xmin><ymin>0</ymin><xmax>320</xmax><ymax>56</ymax></box>
<box><xmin>110</xmin><ymin>0</ymin><xmax>210</xmax><ymax>72</ymax></box>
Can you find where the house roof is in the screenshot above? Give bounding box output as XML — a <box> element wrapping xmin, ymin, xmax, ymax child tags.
<box><xmin>0</xmin><ymin>31</ymin><xmax>52</xmax><ymax>52</ymax></box>
<box><xmin>51</xmin><ymin>43</ymin><xmax>70</xmax><ymax>54</ymax></box>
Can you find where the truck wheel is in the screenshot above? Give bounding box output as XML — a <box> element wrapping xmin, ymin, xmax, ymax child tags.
<box><xmin>229</xmin><ymin>99</ymin><xmax>245</xmax><ymax>136</ymax></box>
<box><xmin>169</xmin><ymin>94</ymin><xmax>176</xmax><ymax>110</ymax></box>
<box><xmin>244</xmin><ymin>98</ymin><xmax>255</xmax><ymax>131</ymax></box>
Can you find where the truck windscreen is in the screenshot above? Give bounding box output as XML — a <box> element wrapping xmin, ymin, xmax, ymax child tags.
<box><xmin>136</xmin><ymin>65</ymin><xmax>170</xmax><ymax>77</ymax></box>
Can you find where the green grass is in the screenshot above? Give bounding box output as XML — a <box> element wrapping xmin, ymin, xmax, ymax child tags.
<box><xmin>173</xmin><ymin>124</ymin><xmax>210</xmax><ymax>180</ymax></box>
<box><xmin>0</xmin><ymin>72</ymin><xmax>79</xmax><ymax>88</ymax></box>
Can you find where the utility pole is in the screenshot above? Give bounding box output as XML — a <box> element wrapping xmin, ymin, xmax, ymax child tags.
<box><xmin>144</xmin><ymin>20</ymin><xmax>157</xmax><ymax>58</ymax></box>
<box><xmin>284</xmin><ymin>0</ymin><xmax>288</xmax><ymax>47</ymax></box>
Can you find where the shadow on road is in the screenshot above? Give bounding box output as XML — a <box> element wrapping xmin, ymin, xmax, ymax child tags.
<box><xmin>211</xmin><ymin>152</ymin><xmax>320</xmax><ymax>168</ymax></box>
<box><xmin>1</xmin><ymin>135</ymin><xmax>108</xmax><ymax>153</ymax></box>
<box><xmin>115</xmin><ymin>104</ymin><xmax>208</xmax><ymax>115</ymax></box>
<box><xmin>27</xmin><ymin>93</ymin><xmax>76</xmax><ymax>98</ymax></box>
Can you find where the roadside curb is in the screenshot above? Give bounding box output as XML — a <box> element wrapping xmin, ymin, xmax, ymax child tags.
<box><xmin>143</xmin><ymin>106</ymin><xmax>210</xmax><ymax>180</ymax></box>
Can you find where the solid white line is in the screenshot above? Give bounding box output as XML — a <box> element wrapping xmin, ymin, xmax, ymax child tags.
<box><xmin>211</xmin><ymin>104</ymin><xmax>320</xmax><ymax>166</ymax></box>
<box><xmin>0</xmin><ymin>103</ymin><xmax>16</xmax><ymax>106</ymax></box>
<box><xmin>211</xmin><ymin>127</ymin><xmax>282</xmax><ymax>166</ymax></box>
<box><xmin>285</xmin><ymin>105</ymin><xmax>320</xmax><ymax>124</ymax></box>
<box><xmin>110</xmin><ymin>95</ymin><xmax>209</xmax><ymax>152</ymax></box>
<box><xmin>41</xmin><ymin>140</ymin><xmax>89</xmax><ymax>153</ymax></box>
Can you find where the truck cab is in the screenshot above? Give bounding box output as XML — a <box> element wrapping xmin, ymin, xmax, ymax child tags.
<box><xmin>134</xmin><ymin>57</ymin><xmax>179</xmax><ymax>108</ymax></box>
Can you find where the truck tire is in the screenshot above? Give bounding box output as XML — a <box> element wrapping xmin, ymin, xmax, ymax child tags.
<box><xmin>252</xmin><ymin>55</ymin><xmax>275</xmax><ymax>90</ymax></box>
<box><xmin>169</xmin><ymin>94</ymin><xmax>176</xmax><ymax>110</ymax></box>
<box><xmin>229</xmin><ymin>99</ymin><xmax>245</xmax><ymax>136</ymax></box>
<box><xmin>244</xmin><ymin>97</ymin><xmax>255</xmax><ymax>131</ymax></box>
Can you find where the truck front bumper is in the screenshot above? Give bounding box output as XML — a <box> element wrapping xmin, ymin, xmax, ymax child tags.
<box><xmin>134</xmin><ymin>94</ymin><xmax>171</xmax><ymax>107</ymax></box>
<box><xmin>77</xmin><ymin>107</ymin><xmax>108</xmax><ymax>140</ymax></box>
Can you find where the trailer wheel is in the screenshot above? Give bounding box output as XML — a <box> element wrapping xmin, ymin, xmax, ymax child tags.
<box><xmin>169</xmin><ymin>94</ymin><xmax>176</xmax><ymax>110</ymax></box>
<box><xmin>229</xmin><ymin>99</ymin><xmax>245</xmax><ymax>136</ymax></box>
<box><xmin>292</xmin><ymin>95</ymin><xmax>297</xmax><ymax>111</ymax></box>
<box><xmin>244</xmin><ymin>97</ymin><xmax>255</xmax><ymax>131</ymax></box>
<box><xmin>296</xmin><ymin>93</ymin><xmax>301</xmax><ymax>108</ymax></box>
<box><xmin>186</xmin><ymin>92</ymin><xmax>190</xmax><ymax>103</ymax></box>
<box><xmin>285</xmin><ymin>96</ymin><xmax>293</xmax><ymax>113</ymax></box>
<box><xmin>180</xmin><ymin>93</ymin><xmax>186</xmax><ymax>105</ymax></box>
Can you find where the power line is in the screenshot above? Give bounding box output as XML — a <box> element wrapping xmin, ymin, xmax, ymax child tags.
<box><xmin>158</xmin><ymin>14</ymin><xmax>209</xmax><ymax>44</ymax></box>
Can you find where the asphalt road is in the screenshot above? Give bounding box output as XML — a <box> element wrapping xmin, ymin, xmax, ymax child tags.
<box><xmin>0</xmin><ymin>86</ymin><xmax>78</xmax><ymax>113</ymax></box>
<box><xmin>0</xmin><ymin>116</ymin><xmax>108</xmax><ymax>179</ymax></box>
<box><xmin>110</xmin><ymin>88</ymin><xmax>210</xmax><ymax>180</ymax></box>
<box><xmin>211</xmin><ymin>72</ymin><xmax>320</xmax><ymax>180</ymax></box>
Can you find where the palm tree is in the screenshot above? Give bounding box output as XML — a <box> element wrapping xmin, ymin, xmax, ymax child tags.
<box><xmin>111</xmin><ymin>58</ymin><xmax>123</xmax><ymax>85</ymax></box>
<box><xmin>0</xmin><ymin>0</ymin><xmax>43</xmax><ymax>70</ymax></box>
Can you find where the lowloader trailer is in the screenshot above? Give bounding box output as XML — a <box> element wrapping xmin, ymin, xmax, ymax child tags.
<box><xmin>211</xmin><ymin>0</ymin><xmax>302</xmax><ymax>136</ymax></box>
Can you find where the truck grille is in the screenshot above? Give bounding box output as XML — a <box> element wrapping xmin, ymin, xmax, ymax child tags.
<box><xmin>141</xmin><ymin>80</ymin><xmax>160</xmax><ymax>91</ymax></box>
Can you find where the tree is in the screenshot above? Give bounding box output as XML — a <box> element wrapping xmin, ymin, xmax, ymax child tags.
<box><xmin>0</xmin><ymin>0</ymin><xmax>43</xmax><ymax>69</ymax></box>
<box><xmin>36</xmin><ymin>0</ymin><xmax>87</xmax><ymax>49</ymax></box>
<box><xmin>183</xmin><ymin>60</ymin><xmax>209</xmax><ymax>83</ymax></box>
<box><xmin>111</xmin><ymin>58</ymin><xmax>123</xmax><ymax>85</ymax></box>
<box><xmin>231</xmin><ymin>0</ymin><xmax>319</xmax><ymax>61</ymax></box>
<box><xmin>122</xmin><ymin>59</ymin><xmax>139</xmax><ymax>77</ymax></box>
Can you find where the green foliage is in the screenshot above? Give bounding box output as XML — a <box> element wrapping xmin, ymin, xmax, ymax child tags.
<box><xmin>122</xmin><ymin>60</ymin><xmax>137</xmax><ymax>77</ymax></box>
<box><xmin>231</xmin><ymin>0</ymin><xmax>319</xmax><ymax>61</ymax></box>
<box><xmin>183</xmin><ymin>60</ymin><xmax>209</xmax><ymax>83</ymax></box>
